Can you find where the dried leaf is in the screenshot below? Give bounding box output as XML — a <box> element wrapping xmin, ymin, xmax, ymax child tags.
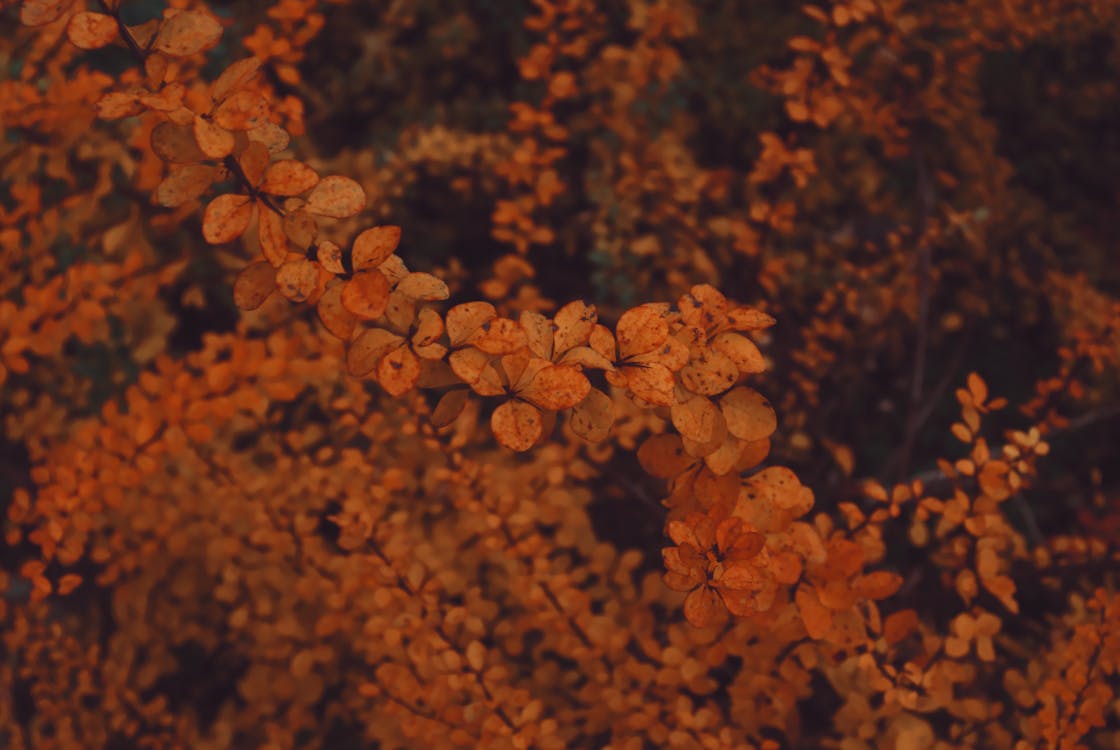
<box><xmin>680</xmin><ymin>349</ymin><xmax>739</xmax><ymax>395</ymax></box>
<box><xmin>468</xmin><ymin>317</ymin><xmax>527</xmax><ymax>355</ymax></box>
<box><xmin>258</xmin><ymin>208</ymin><xmax>288</xmax><ymax>267</ymax></box>
<box><xmin>193</xmin><ymin>115</ymin><xmax>235</xmax><ymax>159</ymax></box>
<box><xmin>431</xmin><ymin>389</ymin><xmax>470</xmax><ymax>428</ymax></box>
<box><xmin>316</xmin><ymin>284</ymin><xmax>357</xmax><ymax>340</ymax></box>
<box><xmin>258</xmin><ymin>161</ymin><xmax>320</xmax><ymax>197</ymax></box>
<box><xmin>233</xmin><ymin>261</ymin><xmax>276</xmax><ymax>310</ymax></box>
<box><xmin>153</xmin><ymin>10</ymin><xmax>222</xmax><ymax>57</ymax></box>
<box><xmin>306</xmin><ymin>175</ymin><xmax>365</xmax><ymax>218</ymax></box>
<box><xmin>352</xmin><ymin>226</ymin><xmax>401</xmax><ymax>271</ymax></box>
<box><xmin>446</xmin><ymin>302</ymin><xmax>497</xmax><ymax>347</ymax></box>
<box><xmin>341</xmin><ymin>270</ymin><xmax>391</xmax><ymax>320</ymax></box>
<box><xmin>347</xmin><ymin>328</ymin><xmax>404</xmax><ymax>377</ymax></box>
<box><xmin>637</xmin><ymin>434</ymin><xmax>694</xmax><ymax>479</ymax></box>
<box><xmin>569</xmin><ymin>387</ymin><xmax>613</xmax><ymax>442</ymax></box>
<box><xmin>710</xmin><ymin>332</ymin><xmax>767</xmax><ymax>374</ymax></box>
<box><xmin>683</xmin><ymin>586</ymin><xmax>723</xmax><ymax>628</ymax></box>
<box><xmin>21</xmin><ymin>0</ymin><xmax>73</xmax><ymax>27</ymax></box>
<box><xmin>396</xmin><ymin>272</ymin><xmax>449</xmax><ymax>302</ymax></box>
<box><xmin>67</xmin><ymin>12</ymin><xmax>118</xmax><ymax>49</ymax></box>
<box><xmin>213</xmin><ymin>90</ymin><xmax>268</xmax><ymax>131</ymax></box>
<box><xmin>853</xmin><ymin>571</ymin><xmax>904</xmax><ymax>600</ymax></box>
<box><xmin>521</xmin><ymin>365</ymin><xmax>590</xmax><ymax>411</ymax></box>
<box><xmin>212</xmin><ymin>58</ymin><xmax>261</xmax><ymax>103</ymax></box>
<box><xmin>377</xmin><ymin>345</ymin><xmax>420</xmax><ymax>396</ymax></box>
<box><xmin>671</xmin><ymin>395</ymin><xmax>724</xmax><ymax>445</ymax></box>
<box><xmin>796</xmin><ymin>586</ymin><xmax>833</xmax><ymax>639</ymax></box>
<box><xmin>275</xmin><ymin>258</ymin><xmax>321</xmax><ymax>302</ymax></box>
<box><xmin>151</xmin><ymin>121</ymin><xmax>206</xmax><ymax>163</ymax></box>
<box><xmin>616</xmin><ymin>304</ymin><xmax>668</xmax><ymax>358</ymax></box>
<box><xmin>316</xmin><ymin>241</ymin><xmax>345</xmax><ymax>275</ymax></box>
<box><xmin>155</xmin><ymin>164</ymin><xmax>215</xmax><ymax>207</ymax></box>
<box><xmin>202</xmin><ymin>194</ymin><xmax>253</xmax><ymax>244</ymax></box>
<box><xmin>491</xmin><ymin>400</ymin><xmax>543</xmax><ymax>452</ymax></box>
<box><xmin>720</xmin><ymin>386</ymin><xmax>777</xmax><ymax>442</ymax></box>
<box><xmin>553</xmin><ymin>300</ymin><xmax>597</xmax><ymax>354</ymax></box>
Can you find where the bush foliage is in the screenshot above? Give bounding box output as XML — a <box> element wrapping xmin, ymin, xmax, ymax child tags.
<box><xmin>2</xmin><ymin>0</ymin><xmax>1119</xmax><ymax>748</ymax></box>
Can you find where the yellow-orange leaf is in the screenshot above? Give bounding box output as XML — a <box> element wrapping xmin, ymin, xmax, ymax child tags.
<box><xmin>341</xmin><ymin>270</ymin><xmax>390</xmax><ymax>320</ymax></box>
<box><xmin>616</xmin><ymin>304</ymin><xmax>668</xmax><ymax>358</ymax></box>
<box><xmin>306</xmin><ymin>176</ymin><xmax>365</xmax><ymax>218</ymax></box>
<box><xmin>431</xmin><ymin>389</ymin><xmax>470</xmax><ymax>428</ymax></box>
<box><xmin>553</xmin><ymin>300</ymin><xmax>597</xmax><ymax>354</ymax></box>
<box><xmin>193</xmin><ymin>115</ymin><xmax>235</xmax><ymax>159</ymax></box>
<box><xmin>233</xmin><ymin>261</ymin><xmax>275</xmax><ymax>311</ymax></box>
<box><xmin>153</xmin><ymin>10</ymin><xmax>222</xmax><ymax>57</ymax></box>
<box><xmin>258</xmin><ymin>161</ymin><xmax>320</xmax><ymax>198</ymax></box>
<box><xmin>521</xmin><ymin>365</ymin><xmax>590</xmax><ymax>411</ymax></box>
<box><xmin>796</xmin><ymin>586</ymin><xmax>833</xmax><ymax>639</ymax></box>
<box><xmin>680</xmin><ymin>349</ymin><xmax>739</xmax><ymax>396</ymax></box>
<box><xmin>853</xmin><ymin>571</ymin><xmax>904</xmax><ymax>600</ymax></box>
<box><xmin>720</xmin><ymin>386</ymin><xmax>777</xmax><ymax>442</ymax></box>
<box><xmin>377</xmin><ymin>346</ymin><xmax>420</xmax><ymax>397</ymax></box>
<box><xmin>151</xmin><ymin>122</ymin><xmax>206</xmax><ymax>163</ymax></box>
<box><xmin>316</xmin><ymin>285</ymin><xmax>357</xmax><ymax>340</ymax></box>
<box><xmin>352</xmin><ymin>226</ymin><xmax>401</xmax><ymax>271</ymax></box>
<box><xmin>491</xmin><ymin>400</ymin><xmax>543</xmax><ymax>452</ymax></box>
<box><xmin>67</xmin><ymin>12</ymin><xmax>117</xmax><ymax>49</ymax></box>
<box><xmin>155</xmin><ymin>164</ymin><xmax>215</xmax><ymax>207</ymax></box>
<box><xmin>347</xmin><ymin>328</ymin><xmax>404</xmax><ymax>377</ymax></box>
<box><xmin>275</xmin><ymin>258</ymin><xmax>320</xmax><ymax>302</ymax></box>
<box><xmin>202</xmin><ymin>194</ymin><xmax>253</xmax><ymax>244</ymax></box>
<box><xmin>569</xmin><ymin>387</ymin><xmax>613</xmax><ymax>442</ymax></box>
<box><xmin>259</xmin><ymin>208</ymin><xmax>288</xmax><ymax>267</ymax></box>
<box><xmin>396</xmin><ymin>272</ymin><xmax>449</xmax><ymax>302</ymax></box>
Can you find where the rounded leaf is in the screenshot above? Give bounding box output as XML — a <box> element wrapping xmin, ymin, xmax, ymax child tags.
<box><xmin>212</xmin><ymin>58</ymin><xmax>261</xmax><ymax>103</ymax></box>
<box><xmin>796</xmin><ymin>585</ymin><xmax>833</xmax><ymax>640</ymax></box>
<box><xmin>151</xmin><ymin>121</ymin><xmax>206</xmax><ymax>163</ymax></box>
<box><xmin>306</xmin><ymin>175</ymin><xmax>365</xmax><ymax>218</ymax></box>
<box><xmin>341</xmin><ymin>270</ymin><xmax>390</xmax><ymax>320</ymax></box>
<box><xmin>396</xmin><ymin>272</ymin><xmax>449</xmax><ymax>302</ymax></box>
<box><xmin>720</xmin><ymin>387</ymin><xmax>777</xmax><ymax>442</ymax></box>
<box><xmin>671</xmin><ymin>395</ymin><xmax>724</xmax><ymax>445</ymax></box>
<box><xmin>352</xmin><ymin>225</ymin><xmax>401</xmax><ymax>271</ymax></box>
<box><xmin>213</xmin><ymin>90</ymin><xmax>268</xmax><ymax>131</ymax></box>
<box><xmin>67</xmin><ymin>12</ymin><xmax>118</xmax><ymax>49</ymax></box>
<box><xmin>258</xmin><ymin>208</ymin><xmax>289</xmax><ymax>267</ymax></box>
<box><xmin>431</xmin><ymin>389</ymin><xmax>470</xmax><ymax>428</ymax></box>
<box><xmin>347</xmin><ymin>328</ymin><xmax>404</xmax><ymax>377</ymax></box>
<box><xmin>193</xmin><ymin>116</ymin><xmax>234</xmax><ymax>159</ymax></box>
<box><xmin>853</xmin><ymin>571</ymin><xmax>904</xmax><ymax>600</ymax></box>
<box><xmin>638</xmin><ymin>434</ymin><xmax>694</xmax><ymax>479</ymax></box>
<box><xmin>617</xmin><ymin>305</ymin><xmax>668</xmax><ymax>359</ymax></box>
<box><xmin>275</xmin><ymin>258</ymin><xmax>321</xmax><ymax>302</ymax></box>
<box><xmin>553</xmin><ymin>300</ymin><xmax>597</xmax><ymax>355</ymax></box>
<box><xmin>490</xmin><ymin>400</ymin><xmax>543</xmax><ymax>452</ymax></box>
<box><xmin>377</xmin><ymin>346</ymin><xmax>420</xmax><ymax>396</ymax></box>
<box><xmin>316</xmin><ymin>284</ymin><xmax>357</xmax><ymax>340</ymax></box>
<box><xmin>446</xmin><ymin>302</ymin><xmax>496</xmax><ymax>347</ymax></box>
<box><xmin>233</xmin><ymin>261</ymin><xmax>275</xmax><ymax>310</ymax></box>
<box><xmin>316</xmin><ymin>240</ymin><xmax>345</xmax><ymax>275</ymax></box>
<box><xmin>258</xmin><ymin>160</ymin><xmax>319</xmax><ymax>197</ymax></box>
<box><xmin>569</xmin><ymin>387</ymin><xmax>613</xmax><ymax>443</ymax></box>
<box><xmin>155</xmin><ymin>164</ymin><xmax>215</xmax><ymax>207</ymax></box>
<box><xmin>202</xmin><ymin>194</ymin><xmax>253</xmax><ymax>244</ymax></box>
<box><xmin>521</xmin><ymin>365</ymin><xmax>590</xmax><ymax>411</ymax></box>
<box><xmin>153</xmin><ymin>10</ymin><xmax>222</xmax><ymax>57</ymax></box>
<box><xmin>21</xmin><ymin>0</ymin><xmax>73</xmax><ymax>27</ymax></box>
<box><xmin>683</xmin><ymin>586</ymin><xmax>723</xmax><ymax>628</ymax></box>
<box><xmin>680</xmin><ymin>349</ymin><xmax>739</xmax><ymax>395</ymax></box>
<box><xmin>710</xmin><ymin>332</ymin><xmax>767</xmax><ymax>375</ymax></box>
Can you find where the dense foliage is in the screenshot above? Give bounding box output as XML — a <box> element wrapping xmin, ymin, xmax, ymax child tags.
<box><xmin>2</xmin><ymin>0</ymin><xmax>1119</xmax><ymax>748</ymax></box>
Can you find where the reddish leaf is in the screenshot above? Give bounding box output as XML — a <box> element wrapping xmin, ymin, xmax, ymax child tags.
<box><xmin>352</xmin><ymin>225</ymin><xmax>401</xmax><ymax>271</ymax></box>
<box><xmin>67</xmin><ymin>12</ymin><xmax>118</xmax><ymax>49</ymax></box>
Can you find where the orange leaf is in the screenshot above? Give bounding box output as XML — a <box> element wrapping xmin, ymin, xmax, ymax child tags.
<box><xmin>853</xmin><ymin>571</ymin><xmax>904</xmax><ymax>600</ymax></box>
<box><xmin>883</xmin><ymin>609</ymin><xmax>919</xmax><ymax>645</ymax></box>
<box><xmin>491</xmin><ymin>400</ymin><xmax>543</xmax><ymax>452</ymax></box>
<box><xmin>683</xmin><ymin>586</ymin><xmax>724</xmax><ymax>628</ymax></box>
<box><xmin>305</xmin><ymin>176</ymin><xmax>366</xmax><ymax>218</ymax></box>
<box><xmin>153</xmin><ymin>10</ymin><xmax>222</xmax><ymax>57</ymax></box>
<box><xmin>341</xmin><ymin>270</ymin><xmax>390</xmax><ymax>320</ymax></box>
<box><xmin>467</xmin><ymin>317</ymin><xmax>528</xmax><ymax>355</ymax></box>
<box><xmin>233</xmin><ymin>261</ymin><xmax>276</xmax><ymax>310</ymax></box>
<box><xmin>796</xmin><ymin>586</ymin><xmax>833</xmax><ymax>639</ymax></box>
<box><xmin>202</xmin><ymin>194</ymin><xmax>253</xmax><ymax>244</ymax></box>
<box><xmin>212</xmin><ymin>58</ymin><xmax>261</xmax><ymax>103</ymax></box>
<box><xmin>637</xmin><ymin>433</ymin><xmax>694</xmax><ymax>479</ymax></box>
<box><xmin>680</xmin><ymin>349</ymin><xmax>739</xmax><ymax>395</ymax></box>
<box><xmin>316</xmin><ymin>285</ymin><xmax>357</xmax><ymax>340</ymax></box>
<box><xmin>154</xmin><ymin>164</ymin><xmax>215</xmax><ymax>207</ymax></box>
<box><xmin>710</xmin><ymin>332</ymin><xmax>767</xmax><ymax>374</ymax></box>
<box><xmin>316</xmin><ymin>240</ymin><xmax>345</xmax><ymax>275</ymax></box>
<box><xmin>431</xmin><ymin>389</ymin><xmax>470</xmax><ymax>428</ymax></box>
<box><xmin>720</xmin><ymin>387</ymin><xmax>777</xmax><ymax>442</ymax></box>
<box><xmin>553</xmin><ymin>300</ymin><xmax>597</xmax><ymax>354</ymax></box>
<box><xmin>214</xmin><ymin>90</ymin><xmax>268</xmax><ymax>131</ymax></box>
<box><xmin>569</xmin><ymin>387</ymin><xmax>613</xmax><ymax>442</ymax></box>
<box><xmin>67</xmin><ymin>12</ymin><xmax>118</xmax><ymax>49</ymax></box>
<box><xmin>377</xmin><ymin>346</ymin><xmax>420</xmax><ymax>397</ymax></box>
<box><xmin>193</xmin><ymin>115</ymin><xmax>235</xmax><ymax>159</ymax></box>
<box><xmin>616</xmin><ymin>304</ymin><xmax>668</xmax><ymax>358</ymax></box>
<box><xmin>150</xmin><ymin>122</ymin><xmax>206</xmax><ymax>163</ymax></box>
<box><xmin>258</xmin><ymin>159</ymin><xmax>319</xmax><ymax>197</ymax></box>
<box><xmin>521</xmin><ymin>365</ymin><xmax>590</xmax><ymax>411</ymax></box>
<box><xmin>258</xmin><ymin>208</ymin><xmax>288</xmax><ymax>267</ymax></box>
<box><xmin>352</xmin><ymin>226</ymin><xmax>402</xmax><ymax>271</ymax></box>
<box><xmin>396</xmin><ymin>272</ymin><xmax>449</xmax><ymax>302</ymax></box>
<box><xmin>671</xmin><ymin>395</ymin><xmax>724</xmax><ymax>445</ymax></box>
<box><xmin>21</xmin><ymin>0</ymin><xmax>73</xmax><ymax>27</ymax></box>
<box><xmin>347</xmin><ymin>328</ymin><xmax>404</xmax><ymax>377</ymax></box>
<box><xmin>275</xmin><ymin>258</ymin><xmax>321</xmax><ymax>302</ymax></box>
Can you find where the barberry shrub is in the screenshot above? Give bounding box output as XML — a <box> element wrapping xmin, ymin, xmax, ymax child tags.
<box><xmin>2</xmin><ymin>1</ymin><xmax>1119</xmax><ymax>749</ymax></box>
